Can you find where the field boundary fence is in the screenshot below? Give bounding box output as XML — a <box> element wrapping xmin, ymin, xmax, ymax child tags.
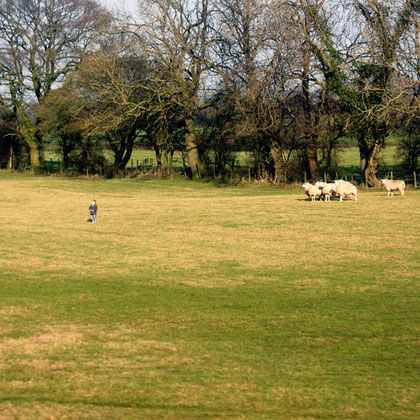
<box><xmin>230</xmin><ymin>161</ymin><xmax>419</xmax><ymax>187</ymax></box>
<box><xmin>10</xmin><ymin>157</ymin><xmax>420</xmax><ymax>188</ymax></box>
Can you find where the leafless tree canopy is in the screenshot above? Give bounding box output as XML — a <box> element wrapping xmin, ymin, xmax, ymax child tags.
<box><xmin>0</xmin><ymin>0</ymin><xmax>110</xmax><ymax>170</ymax></box>
<box><xmin>0</xmin><ymin>0</ymin><xmax>418</xmax><ymax>179</ymax></box>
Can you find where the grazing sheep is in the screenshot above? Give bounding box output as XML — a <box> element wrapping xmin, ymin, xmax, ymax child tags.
<box><xmin>315</xmin><ymin>181</ymin><xmax>337</xmax><ymax>201</ymax></box>
<box><xmin>381</xmin><ymin>179</ymin><xmax>406</xmax><ymax>197</ymax></box>
<box><xmin>302</xmin><ymin>182</ymin><xmax>322</xmax><ymax>202</ymax></box>
<box><xmin>334</xmin><ymin>180</ymin><xmax>358</xmax><ymax>201</ymax></box>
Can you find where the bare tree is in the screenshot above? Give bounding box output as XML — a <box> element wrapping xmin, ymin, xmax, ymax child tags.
<box><xmin>0</xmin><ymin>0</ymin><xmax>110</xmax><ymax>172</ymax></box>
<box><xmin>134</xmin><ymin>0</ymin><xmax>218</xmax><ymax>178</ymax></box>
<box><xmin>38</xmin><ymin>85</ymin><xmax>83</xmax><ymax>170</ymax></box>
<box><xmin>304</xmin><ymin>0</ymin><xmax>417</xmax><ymax>186</ymax></box>
<box><xmin>67</xmin><ymin>50</ymin><xmax>150</xmax><ymax>175</ymax></box>
<box><xmin>295</xmin><ymin>0</ymin><xmax>328</xmax><ymax>180</ymax></box>
<box><xmin>215</xmin><ymin>0</ymin><xmax>304</xmax><ymax>182</ymax></box>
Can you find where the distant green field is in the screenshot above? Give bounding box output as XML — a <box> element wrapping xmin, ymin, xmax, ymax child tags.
<box><xmin>44</xmin><ymin>145</ymin><xmax>402</xmax><ymax>172</ymax></box>
<box><xmin>0</xmin><ymin>172</ymin><xmax>418</xmax><ymax>418</ymax></box>
<box><xmin>43</xmin><ymin>149</ymin><xmax>183</xmax><ymax>170</ymax></box>
<box><xmin>115</xmin><ymin>150</ymin><xmax>185</xmax><ymax>170</ymax></box>
<box><xmin>338</xmin><ymin>145</ymin><xmax>399</xmax><ymax>167</ymax></box>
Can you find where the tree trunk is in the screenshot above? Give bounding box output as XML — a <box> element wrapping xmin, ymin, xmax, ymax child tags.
<box><xmin>113</xmin><ymin>149</ymin><xmax>124</xmax><ymax>172</ymax></box>
<box><xmin>118</xmin><ymin>137</ymin><xmax>135</xmax><ymax>172</ymax></box>
<box><xmin>359</xmin><ymin>134</ymin><xmax>369</xmax><ymax>172</ymax></box>
<box><xmin>358</xmin><ymin>131</ymin><xmax>384</xmax><ymax>187</ymax></box>
<box><xmin>270</xmin><ymin>144</ymin><xmax>284</xmax><ymax>183</ymax></box>
<box><xmin>301</xmin><ymin>7</ymin><xmax>320</xmax><ymax>181</ymax></box>
<box><xmin>29</xmin><ymin>142</ymin><xmax>42</xmax><ymax>173</ymax></box>
<box><xmin>8</xmin><ymin>145</ymin><xmax>13</xmax><ymax>170</ymax></box>
<box><xmin>166</xmin><ymin>149</ymin><xmax>174</xmax><ymax>178</ymax></box>
<box><xmin>62</xmin><ymin>137</ymin><xmax>72</xmax><ymax>170</ymax></box>
<box><xmin>107</xmin><ymin>129</ymin><xmax>136</xmax><ymax>174</ymax></box>
<box><xmin>154</xmin><ymin>145</ymin><xmax>162</xmax><ymax>177</ymax></box>
<box><xmin>162</xmin><ymin>150</ymin><xmax>168</xmax><ymax>177</ymax></box>
<box><xmin>324</xmin><ymin>142</ymin><xmax>333</xmax><ymax>177</ymax></box>
<box><xmin>365</xmin><ymin>139</ymin><xmax>383</xmax><ymax>187</ymax></box>
<box><xmin>162</xmin><ymin>147</ymin><xmax>174</xmax><ymax>177</ymax></box>
<box><xmin>19</xmin><ymin>116</ymin><xmax>43</xmax><ymax>172</ymax></box>
<box><xmin>306</xmin><ymin>139</ymin><xmax>319</xmax><ymax>180</ymax></box>
<box><xmin>185</xmin><ymin>117</ymin><xmax>203</xmax><ymax>178</ymax></box>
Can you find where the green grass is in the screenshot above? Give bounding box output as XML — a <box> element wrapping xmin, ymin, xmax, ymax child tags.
<box><xmin>338</xmin><ymin>145</ymin><xmax>399</xmax><ymax>168</ymax></box>
<box><xmin>0</xmin><ymin>172</ymin><xmax>419</xmax><ymax>418</ymax></box>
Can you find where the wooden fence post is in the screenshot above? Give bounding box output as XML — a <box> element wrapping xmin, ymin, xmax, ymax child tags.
<box><xmin>8</xmin><ymin>145</ymin><xmax>13</xmax><ymax>169</ymax></box>
<box><xmin>414</xmin><ymin>171</ymin><xmax>417</xmax><ymax>189</ymax></box>
<box><xmin>248</xmin><ymin>167</ymin><xmax>251</xmax><ymax>184</ymax></box>
<box><xmin>365</xmin><ymin>170</ymin><xmax>368</xmax><ymax>188</ymax></box>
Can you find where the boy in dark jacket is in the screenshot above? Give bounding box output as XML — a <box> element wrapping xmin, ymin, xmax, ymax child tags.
<box><xmin>89</xmin><ymin>200</ymin><xmax>98</xmax><ymax>223</ymax></box>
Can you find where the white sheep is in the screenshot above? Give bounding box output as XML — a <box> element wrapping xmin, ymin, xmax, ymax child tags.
<box><xmin>334</xmin><ymin>180</ymin><xmax>358</xmax><ymax>201</ymax></box>
<box><xmin>315</xmin><ymin>181</ymin><xmax>337</xmax><ymax>201</ymax></box>
<box><xmin>302</xmin><ymin>182</ymin><xmax>322</xmax><ymax>202</ymax></box>
<box><xmin>381</xmin><ymin>179</ymin><xmax>406</xmax><ymax>197</ymax></box>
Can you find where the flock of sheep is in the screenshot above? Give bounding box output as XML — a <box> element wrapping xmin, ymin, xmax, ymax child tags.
<box><xmin>302</xmin><ymin>179</ymin><xmax>406</xmax><ymax>202</ymax></box>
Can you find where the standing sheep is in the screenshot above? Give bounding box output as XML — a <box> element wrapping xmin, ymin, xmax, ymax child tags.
<box><xmin>334</xmin><ymin>180</ymin><xmax>358</xmax><ymax>202</ymax></box>
<box><xmin>315</xmin><ymin>181</ymin><xmax>337</xmax><ymax>201</ymax></box>
<box><xmin>381</xmin><ymin>179</ymin><xmax>406</xmax><ymax>197</ymax></box>
<box><xmin>302</xmin><ymin>182</ymin><xmax>322</xmax><ymax>202</ymax></box>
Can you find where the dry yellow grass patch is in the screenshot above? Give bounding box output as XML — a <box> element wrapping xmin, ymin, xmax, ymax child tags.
<box><xmin>0</xmin><ymin>305</ymin><xmax>42</xmax><ymax>319</ymax></box>
<box><xmin>0</xmin><ymin>326</ymin><xmax>84</xmax><ymax>357</ymax></box>
<box><xmin>0</xmin><ymin>401</ymin><xmax>138</xmax><ymax>419</ymax></box>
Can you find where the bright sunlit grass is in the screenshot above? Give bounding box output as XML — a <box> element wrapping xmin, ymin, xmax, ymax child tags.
<box><xmin>0</xmin><ymin>172</ymin><xmax>418</xmax><ymax>418</ymax></box>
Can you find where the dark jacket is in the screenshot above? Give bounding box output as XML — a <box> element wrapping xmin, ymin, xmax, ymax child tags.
<box><xmin>89</xmin><ymin>204</ymin><xmax>98</xmax><ymax>215</ymax></box>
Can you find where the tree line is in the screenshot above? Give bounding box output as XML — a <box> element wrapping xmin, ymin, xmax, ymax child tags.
<box><xmin>0</xmin><ymin>0</ymin><xmax>419</xmax><ymax>185</ymax></box>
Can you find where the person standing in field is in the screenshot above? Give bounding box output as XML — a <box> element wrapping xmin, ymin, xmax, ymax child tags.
<box><xmin>89</xmin><ymin>200</ymin><xmax>98</xmax><ymax>223</ymax></box>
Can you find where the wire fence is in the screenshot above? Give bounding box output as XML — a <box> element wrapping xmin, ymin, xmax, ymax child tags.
<box><xmin>2</xmin><ymin>157</ymin><xmax>419</xmax><ymax>188</ymax></box>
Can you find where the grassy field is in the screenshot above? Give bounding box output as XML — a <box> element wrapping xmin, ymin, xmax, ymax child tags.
<box><xmin>0</xmin><ymin>172</ymin><xmax>419</xmax><ymax>419</ymax></box>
